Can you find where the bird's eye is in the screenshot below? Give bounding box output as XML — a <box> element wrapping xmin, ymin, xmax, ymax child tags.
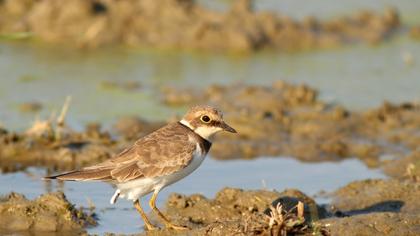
<box><xmin>200</xmin><ymin>115</ymin><xmax>211</xmax><ymax>123</ymax></box>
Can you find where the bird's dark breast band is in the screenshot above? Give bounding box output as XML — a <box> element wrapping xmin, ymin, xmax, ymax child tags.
<box><xmin>177</xmin><ymin>122</ymin><xmax>212</xmax><ymax>154</ymax></box>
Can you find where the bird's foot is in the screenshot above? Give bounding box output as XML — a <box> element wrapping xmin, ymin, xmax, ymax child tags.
<box><xmin>144</xmin><ymin>223</ymin><xmax>158</xmax><ymax>231</ymax></box>
<box><xmin>165</xmin><ymin>223</ymin><xmax>189</xmax><ymax>230</ymax></box>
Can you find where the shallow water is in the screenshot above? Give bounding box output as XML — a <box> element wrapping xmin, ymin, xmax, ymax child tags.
<box><xmin>0</xmin><ymin>157</ymin><xmax>385</xmax><ymax>234</ymax></box>
<box><xmin>0</xmin><ymin>1</ymin><xmax>419</xmax><ymax>130</ymax></box>
<box><xmin>1</xmin><ymin>36</ymin><xmax>419</xmax><ymax>131</ymax></box>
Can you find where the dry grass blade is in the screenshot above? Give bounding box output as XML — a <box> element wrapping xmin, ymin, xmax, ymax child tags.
<box><xmin>25</xmin><ymin>96</ymin><xmax>73</xmax><ymax>140</ymax></box>
<box><xmin>57</xmin><ymin>96</ymin><xmax>72</xmax><ymax>127</ymax></box>
<box><xmin>404</xmin><ymin>163</ymin><xmax>420</xmax><ymax>182</ymax></box>
<box><xmin>266</xmin><ymin>201</ymin><xmax>307</xmax><ymax>235</ymax></box>
<box><xmin>297</xmin><ymin>201</ymin><xmax>304</xmax><ymax>218</ymax></box>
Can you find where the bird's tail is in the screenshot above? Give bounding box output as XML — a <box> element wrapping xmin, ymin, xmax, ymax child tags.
<box><xmin>44</xmin><ymin>169</ymin><xmax>112</xmax><ymax>181</ymax></box>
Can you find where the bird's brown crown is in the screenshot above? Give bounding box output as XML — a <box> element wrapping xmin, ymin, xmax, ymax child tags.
<box><xmin>182</xmin><ymin>105</ymin><xmax>223</xmax><ymax>127</ymax></box>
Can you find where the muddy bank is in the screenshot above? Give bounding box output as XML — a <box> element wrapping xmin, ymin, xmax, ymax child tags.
<box><xmin>383</xmin><ymin>150</ymin><xmax>420</xmax><ymax>181</ymax></box>
<box><xmin>0</xmin><ymin>0</ymin><xmax>400</xmax><ymax>51</ymax></box>
<box><xmin>128</xmin><ymin>178</ymin><xmax>419</xmax><ymax>235</ymax></box>
<box><xmin>1</xmin><ymin>178</ymin><xmax>417</xmax><ymax>235</ymax></box>
<box><xmin>1</xmin><ymin>80</ymin><xmax>419</xmax><ymax>173</ymax></box>
<box><xmin>330</xmin><ymin>179</ymin><xmax>420</xmax><ymax>215</ymax></box>
<box><xmin>320</xmin><ymin>178</ymin><xmax>420</xmax><ymax>236</ymax></box>
<box><xmin>138</xmin><ymin>187</ymin><xmax>328</xmax><ymax>235</ymax></box>
<box><xmin>321</xmin><ymin>213</ymin><xmax>420</xmax><ymax>236</ymax></box>
<box><xmin>162</xmin><ymin>81</ymin><xmax>420</xmax><ymax>167</ymax></box>
<box><xmin>0</xmin><ymin>191</ymin><xmax>95</xmax><ymax>234</ymax></box>
<box><xmin>0</xmin><ymin>120</ymin><xmax>114</xmax><ymax>172</ymax></box>
<box><xmin>410</xmin><ymin>25</ymin><xmax>420</xmax><ymax>40</ymax></box>
<box><xmin>0</xmin><ymin>111</ymin><xmax>162</xmax><ymax>173</ymax></box>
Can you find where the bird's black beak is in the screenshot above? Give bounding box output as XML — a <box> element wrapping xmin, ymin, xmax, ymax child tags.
<box><xmin>221</xmin><ymin>121</ymin><xmax>237</xmax><ymax>133</ymax></box>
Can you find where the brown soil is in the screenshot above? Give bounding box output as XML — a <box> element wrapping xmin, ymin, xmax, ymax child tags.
<box><xmin>320</xmin><ymin>213</ymin><xmax>420</xmax><ymax>236</ymax></box>
<box><xmin>410</xmin><ymin>26</ymin><xmax>420</xmax><ymax>40</ymax></box>
<box><xmin>383</xmin><ymin>150</ymin><xmax>420</xmax><ymax>181</ymax></box>
<box><xmin>0</xmin><ymin>115</ymin><xmax>163</xmax><ymax>173</ymax></box>
<box><xmin>318</xmin><ymin>178</ymin><xmax>420</xmax><ymax>236</ymax></box>
<box><xmin>1</xmin><ymin>80</ymin><xmax>419</xmax><ymax>176</ymax></box>
<box><xmin>128</xmin><ymin>179</ymin><xmax>420</xmax><ymax>235</ymax></box>
<box><xmin>162</xmin><ymin>81</ymin><xmax>420</xmax><ymax>168</ymax></box>
<box><xmin>0</xmin><ymin>0</ymin><xmax>400</xmax><ymax>51</ymax></box>
<box><xmin>1</xmin><ymin>179</ymin><xmax>418</xmax><ymax>235</ymax></box>
<box><xmin>0</xmin><ymin>122</ymin><xmax>115</xmax><ymax>173</ymax></box>
<box><xmin>0</xmin><ymin>192</ymin><xmax>95</xmax><ymax>234</ymax></box>
<box><xmin>330</xmin><ymin>179</ymin><xmax>420</xmax><ymax>215</ymax></box>
<box><xmin>139</xmin><ymin>187</ymin><xmax>328</xmax><ymax>235</ymax></box>
<box><xmin>112</xmin><ymin>116</ymin><xmax>165</xmax><ymax>141</ymax></box>
<box><xmin>18</xmin><ymin>101</ymin><xmax>43</xmax><ymax>113</ymax></box>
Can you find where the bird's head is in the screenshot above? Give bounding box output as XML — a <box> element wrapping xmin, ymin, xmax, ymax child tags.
<box><xmin>180</xmin><ymin>105</ymin><xmax>237</xmax><ymax>140</ymax></box>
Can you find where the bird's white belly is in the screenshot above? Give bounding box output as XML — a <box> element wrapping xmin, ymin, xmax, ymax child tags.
<box><xmin>114</xmin><ymin>151</ymin><xmax>205</xmax><ymax>202</ymax></box>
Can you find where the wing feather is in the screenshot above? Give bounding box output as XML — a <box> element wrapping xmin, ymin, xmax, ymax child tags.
<box><xmin>45</xmin><ymin>123</ymin><xmax>197</xmax><ymax>183</ymax></box>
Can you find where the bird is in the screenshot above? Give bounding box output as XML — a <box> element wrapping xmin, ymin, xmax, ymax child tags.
<box><xmin>44</xmin><ymin>105</ymin><xmax>237</xmax><ymax>230</ymax></box>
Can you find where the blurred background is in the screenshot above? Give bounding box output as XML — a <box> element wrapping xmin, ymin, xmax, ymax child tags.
<box><xmin>0</xmin><ymin>0</ymin><xmax>419</xmax><ymax>235</ymax></box>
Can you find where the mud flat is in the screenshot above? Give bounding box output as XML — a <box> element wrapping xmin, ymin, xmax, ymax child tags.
<box><xmin>1</xmin><ymin>80</ymin><xmax>419</xmax><ymax>175</ymax></box>
<box><xmin>0</xmin><ymin>192</ymin><xmax>95</xmax><ymax>234</ymax></box>
<box><xmin>0</xmin><ymin>0</ymin><xmax>400</xmax><ymax>51</ymax></box>
<box><xmin>0</xmin><ymin>119</ymin><xmax>114</xmax><ymax>172</ymax></box>
<box><xmin>410</xmin><ymin>25</ymin><xmax>420</xmax><ymax>40</ymax></box>
<box><xmin>321</xmin><ymin>179</ymin><xmax>420</xmax><ymax>236</ymax></box>
<box><xmin>383</xmin><ymin>150</ymin><xmax>420</xmax><ymax>181</ymax></box>
<box><xmin>0</xmin><ymin>113</ymin><xmax>162</xmax><ymax>173</ymax></box>
<box><xmin>98</xmin><ymin>187</ymin><xmax>326</xmax><ymax>236</ymax></box>
<box><xmin>163</xmin><ymin>81</ymin><xmax>420</xmax><ymax>169</ymax></box>
<box><xmin>101</xmin><ymin>178</ymin><xmax>418</xmax><ymax>235</ymax></box>
<box><xmin>3</xmin><ymin>179</ymin><xmax>418</xmax><ymax>235</ymax></box>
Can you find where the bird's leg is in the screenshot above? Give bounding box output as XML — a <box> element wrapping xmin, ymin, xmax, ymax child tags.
<box><xmin>133</xmin><ymin>199</ymin><xmax>157</xmax><ymax>231</ymax></box>
<box><xmin>149</xmin><ymin>189</ymin><xmax>189</xmax><ymax>230</ymax></box>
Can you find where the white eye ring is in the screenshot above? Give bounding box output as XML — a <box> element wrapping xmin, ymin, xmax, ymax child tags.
<box><xmin>200</xmin><ymin>115</ymin><xmax>211</xmax><ymax>123</ymax></box>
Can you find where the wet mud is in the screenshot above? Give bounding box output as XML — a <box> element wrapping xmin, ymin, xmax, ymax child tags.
<box><xmin>330</xmin><ymin>179</ymin><xmax>420</xmax><ymax>215</ymax></box>
<box><xmin>321</xmin><ymin>213</ymin><xmax>420</xmax><ymax>236</ymax></box>
<box><xmin>18</xmin><ymin>101</ymin><xmax>43</xmax><ymax>113</ymax></box>
<box><xmin>1</xmin><ymin>171</ymin><xmax>418</xmax><ymax>235</ymax></box>
<box><xmin>0</xmin><ymin>121</ymin><xmax>114</xmax><ymax>172</ymax></box>
<box><xmin>163</xmin><ymin>81</ymin><xmax>420</xmax><ymax>168</ymax></box>
<box><xmin>383</xmin><ymin>150</ymin><xmax>420</xmax><ymax>181</ymax></box>
<box><xmin>1</xmin><ymin>80</ymin><xmax>419</xmax><ymax>176</ymax></box>
<box><xmin>410</xmin><ymin>26</ymin><xmax>420</xmax><ymax>40</ymax></box>
<box><xmin>133</xmin><ymin>178</ymin><xmax>419</xmax><ymax>235</ymax></box>
<box><xmin>135</xmin><ymin>187</ymin><xmax>327</xmax><ymax>235</ymax></box>
<box><xmin>0</xmin><ymin>113</ymin><xmax>162</xmax><ymax>173</ymax></box>
<box><xmin>320</xmin><ymin>179</ymin><xmax>420</xmax><ymax>236</ymax></box>
<box><xmin>2</xmin><ymin>179</ymin><xmax>417</xmax><ymax>235</ymax></box>
<box><xmin>0</xmin><ymin>191</ymin><xmax>95</xmax><ymax>234</ymax></box>
<box><xmin>0</xmin><ymin>0</ymin><xmax>400</xmax><ymax>51</ymax></box>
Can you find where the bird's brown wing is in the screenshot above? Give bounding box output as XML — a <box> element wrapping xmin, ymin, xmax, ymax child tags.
<box><xmin>46</xmin><ymin>123</ymin><xmax>196</xmax><ymax>183</ymax></box>
<box><xmin>111</xmin><ymin>122</ymin><xmax>196</xmax><ymax>182</ymax></box>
